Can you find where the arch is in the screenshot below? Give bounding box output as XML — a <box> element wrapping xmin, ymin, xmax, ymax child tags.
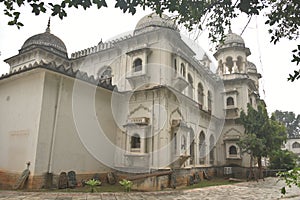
<box><xmin>189</xmin><ymin>130</ymin><xmax>195</xmax><ymax>165</ymax></box>
<box><xmin>225</xmin><ymin>56</ymin><xmax>233</xmax><ymax>74</ymax></box>
<box><xmin>187</xmin><ymin>73</ymin><xmax>194</xmax><ymax>98</ymax></box>
<box><xmin>199</xmin><ymin>131</ymin><xmax>206</xmax><ymax>164</ymax></box>
<box><xmin>292</xmin><ymin>142</ymin><xmax>300</xmax><ymax>148</ymax></box>
<box><xmin>133</xmin><ymin>58</ymin><xmax>142</xmax><ymax>72</ymax></box>
<box><xmin>174</xmin><ymin>132</ymin><xmax>177</xmax><ymax>151</ymax></box>
<box><xmin>97</xmin><ymin>66</ymin><xmax>113</xmax><ymax>84</ymax></box>
<box><xmin>197</xmin><ymin>83</ymin><xmax>204</xmax><ymax>106</ymax></box>
<box><xmin>218</xmin><ymin>60</ymin><xmax>223</xmax><ymax>74</ymax></box>
<box><xmin>181</xmin><ymin>135</ymin><xmax>187</xmax><ymax>151</ymax></box>
<box><xmin>229</xmin><ymin>145</ymin><xmax>237</xmax><ymax>155</ymax></box>
<box><xmin>97</xmin><ymin>66</ymin><xmax>112</xmax><ymax>78</ymax></box>
<box><xmin>180</xmin><ymin>63</ymin><xmax>186</xmax><ymax>77</ymax></box>
<box><xmin>131</xmin><ymin>133</ymin><xmax>141</xmax><ymax>149</ymax></box>
<box><xmin>209</xmin><ymin>135</ymin><xmax>215</xmax><ymax>164</ymax></box>
<box><xmin>207</xmin><ymin>90</ymin><xmax>212</xmax><ymax>112</ymax></box>
<box><xmin>226</xmin><ymin>97</ymin><xmax>234</xmax><ymax>106</ymax></box>
<box><xmin>188</xmin><ymin>73</ymin><xmax>193</xmax><ymax>86</ymax></box>
<box><xmin>174</xmin><ymin>58</ymin><xmax>177</xmax><ymax>73</ymax></box>
<box><xmin>237</xmin><ymin>56</ymin><xmax>243</xmax><ymax>72</ymax></box>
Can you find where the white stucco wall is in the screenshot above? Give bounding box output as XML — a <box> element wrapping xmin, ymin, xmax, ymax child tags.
<box><xmin>34</xmin><ymin>71</ymin><xmax>118</xmax><ymax>175</ymax></box>
<box><xmin>0</xmin><ymin>70</ymin><xmax>44</xmax><ymax>173</ymax></box>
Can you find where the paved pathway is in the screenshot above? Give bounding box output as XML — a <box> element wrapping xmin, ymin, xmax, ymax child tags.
<box><xmin>0</xmin><ymin>177</ymin><xmax>299</xmax><ymax>199</ymax></box>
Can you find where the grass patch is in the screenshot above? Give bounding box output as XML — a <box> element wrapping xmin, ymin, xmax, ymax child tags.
<box><xmin>27</xmin><ymin>183</ymin><xmax>125</xmax><ymax>193</ymax></box>
<box><xmin>23</xmin><ymin>179</ymin><xmax>241</xmax><ymax>193</ymax></box>
<box><xmin>180</xmin><ymin>178</ymin><xmax>240</xmax><ymax>190</ymax></box>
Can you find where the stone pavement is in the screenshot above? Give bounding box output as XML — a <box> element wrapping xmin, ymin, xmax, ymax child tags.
<box><xmin>0</xmin><ymin>177</ymin><xmax>299</xmax><ymax>200</ymax></box>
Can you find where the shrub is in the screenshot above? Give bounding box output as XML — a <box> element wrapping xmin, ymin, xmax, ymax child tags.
<box><xmin>85</xmin><ymin>179</ymin><xmax>101</xmax><ymax>193</ymax></box>
<box><xmin>119</xmin><ymin>179</ymin><xmax>133</xmax><ymax>192</ymax></box>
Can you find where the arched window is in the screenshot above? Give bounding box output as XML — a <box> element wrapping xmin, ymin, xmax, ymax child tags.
<box><xmin>225</xmin><ymin>56</ymin><xmax>233</xmax><ymax>74</ymax></box>
<box><xmin>197</xmin><ymin>83</ymin><xmax>204</xmax><ymax>106</ymax></box>
<box><xmin>199</xmin><ymin>131</ymin><xmax>206</xmax><ymax>164</ymax></box>
<box><xmin>180</xmin><ymin>63</ymin><xmax>186</xmax><ymax>77</ymax></box>
<box><xmin>133</xmin><ymin>58</ymin><xmax>142</xmax><ymax>72</ymax></box>
<box><xmin>131</xmin><ymin>134</ymin><xmax>141</xmax><ymax>149</ymax></box>
<box><xmin>229</xmin><ymin>145</ymin><xmax>237</xmax><ymax>155</ymax></box>
<box><xmin>208</xmin><ymin>90</ymin><xmax>212</xmax><ymax>112</ymax></box>
<box><xmin>227</xmin><ymin>97</ymin><xmax>234</xmax><ymax>106</ymax></box>
<box><xmin>209</xmin><ymin>135</ymin><xmax>215</xmax><ymax>164</ymax></box>
<box><xmin>98</xmin><ymin>66</ymin><xmax>113</xmax><ymax>84</ymax></box>
<box><xmin>292</xmin><ymin>142</ymin><xmax>300</xmax><ymax>148</ymax></box>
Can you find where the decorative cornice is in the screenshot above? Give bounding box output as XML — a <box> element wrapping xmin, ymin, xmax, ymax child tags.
<box><xmin>0</xmin><ymin>61</ymin><xmax>116</xmax><ymax>91</ymax></box>
<box><xmin>71</xmin><ymin>34</ymin><xmax>132</xmax><ymax>59</ymax></box>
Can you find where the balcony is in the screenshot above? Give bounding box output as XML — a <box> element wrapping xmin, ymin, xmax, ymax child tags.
<box><xmin>128</xmin><ymin>117</ymin><xmax>150</xmax><ymax>125</ymax></box>
<box><xmin>171</xmin><ymin>74</ymin><xmax>189</xmax><ymax>92</ymax></box>
<box><xmin>126</xmin><ymin>71</ymin><xmax>150</xmax><ymax>89</ymax></box>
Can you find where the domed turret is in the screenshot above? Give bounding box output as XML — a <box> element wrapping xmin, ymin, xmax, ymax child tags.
<box><xmin>20</xmin><ymin>19</ymin><xmax>67</xmax><ymax>58</ymax></box>
<box><xmin>247</xmin><ymin>61</ymin><xmax>257</xmax><ymax>73</ymax></box>
<box><xmin>134</xmin><ymin>13</ymin><xmax>178</xmax><ymax>35</ymax></box>
<box><xmin>214</xmin><ymin>29</ymin><xmax>251</xmax><ymax>76</ymax></box>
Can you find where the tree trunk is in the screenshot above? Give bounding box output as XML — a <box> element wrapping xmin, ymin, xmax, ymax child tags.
<box><xmin>257</xmin><ymin>156</ymin><xmax>264</xmax><ymax>180</ymax></box>
<box><xmin>248</xmin><ymin>153</ymin><xmax>254</xmax><ymax>181</ymax></box>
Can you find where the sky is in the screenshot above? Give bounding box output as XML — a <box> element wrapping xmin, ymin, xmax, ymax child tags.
<box><xmin>0</xmin><ymin>3</ymin><xmax>299</xmax><ymax>116</ymax></box>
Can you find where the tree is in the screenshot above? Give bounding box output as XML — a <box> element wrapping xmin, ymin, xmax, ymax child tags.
<box><xmin>1</xmin><ymin>0</ymin><xmax>300</xmax><ymax>81</ymax></box>
<box><xmin>269</xmin><ymin>149</ymin><xmax>297</xmax><ymax>170</ymax></box>
<box><xmin>273</xmin><ymin>110</ymin><xmax>300</xmax><ymax>138</ymax></box>
<box><xmin>238</xmin><ymin>104</ymin><xmax>287</xmax><ymax>179</ymax></box>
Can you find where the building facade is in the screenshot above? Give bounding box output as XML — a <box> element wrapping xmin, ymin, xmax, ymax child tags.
<box><xmin>0</xmin><ymin>13</ymin><xmax>262</xmax><ymax>189</ymax></box>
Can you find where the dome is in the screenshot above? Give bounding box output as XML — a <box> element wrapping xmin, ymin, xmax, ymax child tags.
<box><xmin>20</xmin><ymin>22</ymin><xmax>67</xmax><ymax>58</ymax></box>
<box><xmin>134</xmin><ymin>13</ymin><xmax>178</xmax><ymax>35</ymax></box>
<box><xmin>218</xmin><ymin>29</ymin><xmax>245</xmax><ymax>50</ymax></box>
<box><xmin>224</xmin><ymin>32</ymin><xmax>244</xmax><ymax>45</ymax></box>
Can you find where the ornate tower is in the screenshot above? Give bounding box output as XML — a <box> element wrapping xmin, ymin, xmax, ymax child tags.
<box><xmin>214</xmin><ymin>30</ymin><xmax>262</xmax><ymax>167</ymax></box>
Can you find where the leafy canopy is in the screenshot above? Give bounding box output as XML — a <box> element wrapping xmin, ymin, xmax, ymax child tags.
<box><xmin>1</xmin><ymin>0</ymin><xmax>300</xmax><ymax>80</ymax></box>
<box><xmin>273</xmin><ymin>110</ymin><xmax>300</xmax><ymax>138</ymax></box>
<box><xmin>238</xmin><ymin>104</ymin><xmax>286</xmax><ymax>160</ymax></box>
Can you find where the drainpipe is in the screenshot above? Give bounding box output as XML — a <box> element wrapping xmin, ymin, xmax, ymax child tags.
<box><xmin>47</xmin><ymin>76</ymin><xmax>63</xmax><ymax>173</ymax></box>
<box><xmin>151</xmin><ymin>90</ymin><xmax>155</xmax><ymax>169</ymax></box>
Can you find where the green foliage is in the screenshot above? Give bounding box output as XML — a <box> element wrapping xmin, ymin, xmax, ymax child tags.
<box><xmin>269</xmin><ymin>149</ymin><xmax>297</xmax><ymax>170</ymax></box>
<box><xmin>273</xmin><ymin>110</ymin><xmax>300</xmax><ymax>138</ymax></box>
<box><xmin>1</xmin><ymin>0</ymin><xmax>299</xmax><ymax>80</ymax></box>
<box><xmin>119</xmin><ymin>179</ymin><xmax>133</xmax><ymax>192</ymax></box>
<box><xmin>277</xmin><ymin>168</ymin><xmax>300</xmax><ymax>195</ymax></box>
<box><xmin>238</xmin><ymin>104</ymin><xmax>287</xmax><ymax>168</ymax></box>
<box><xmin>85</xmin><ymin>179</ymin><xmax>101</xmax><ymax>193</ymax></box>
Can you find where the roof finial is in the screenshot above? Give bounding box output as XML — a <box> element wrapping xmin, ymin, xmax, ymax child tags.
<box><xmin>46</xmin><ymin>17</ymin><xmax>51</xmax><ymax>33</ymax></box>
<box><xmin>228</xmin><ymin>24</ymin><xmax>232</xmax><ymax>34</ymax></box>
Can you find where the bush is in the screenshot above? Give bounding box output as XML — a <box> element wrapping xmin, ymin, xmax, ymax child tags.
<box><xmin>269</xmin><ymin>149</ymin><xmax>297</xmax><ymax>170</ymax></box>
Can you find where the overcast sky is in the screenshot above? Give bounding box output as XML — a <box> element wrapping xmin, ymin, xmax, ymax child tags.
<box><xmin>0</xmin><ymin>3</ymin><xmax>299</xmax><ymax>115</ymax></box>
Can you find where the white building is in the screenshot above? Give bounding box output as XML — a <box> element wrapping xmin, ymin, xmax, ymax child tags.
<box><xmin>0</xmin><ymin>13</ymin><xmax>262</xmax><ymax>189</ymax></box>
<box><xmin>283</xmin><ymin>136</ymin><xmax>300</xmax><ymax>156</ymax></box>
